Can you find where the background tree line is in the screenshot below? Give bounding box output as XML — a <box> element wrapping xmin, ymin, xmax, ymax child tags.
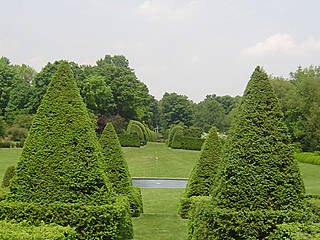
<box><xmin>0</xmin><ymin>55</ymin><xmax>319</xmax><ymax>151</ymax></box>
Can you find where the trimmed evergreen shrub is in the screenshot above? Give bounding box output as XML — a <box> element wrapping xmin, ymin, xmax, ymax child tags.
<box><xmin>118</xmin><ymin>132</ymin><xmax>140</xmax><ymax>147</ymax></box>
<box><xmin>127</xmin><ymin>120</ymin><xmax>146</xmax><ymax>145</ymax></box>
<box><xmin>0</xmin><ymin>141</ymin><xmax>14</xmax><ymax>148</ymax></box>
<box><xmin>0</xmin><ymin>221</ymin><xmax>76</xmax><ymax>240</ymax></box>
<box><xmin>1</xmin><ymin>166</ymin><xmax>16</xmax><ymax>188</ymax></box>
<box><xmin>183</xmin><ymin>126</ymin><xmax>203</xmax><ymax>138</ymax></box>
<box><xmin>171</xmin><ymin>135</ymin><xmax>205</xmax><ymax>151</ymax></box>
<box><xmin>5</xmin><ymin>61</ymin><xmax>132</xmax><ymax>239</ymax></box>
<box><xmin>295</xmin><ymin>152</ymin><xmax>320</xmax><ymax>165</ymax></box>
<box><xmin>167</xmin><ymin>125</ymin><xmax>184</xmax><ymax>147</ymax></box>
<box><xmin>267</xmin><ymin>222</ymin><xmax>320</xmax><ymax>239</ymax></box>
<box><xmin>0</xmin><ymin>197</ymin><xmax>132</xmax><ymax>240</ymax></box>
<box><xmin>178</xmin><ymin>126</ymin><xmax>221</xmax><ymax>218</ymax></box>
<box><xmin>187</xmin><ymin>197</ymin><xmax>313</xmax><ymax>240</ymax></box>
<box><xmin>100</xmin><ymin>123</ymin><xmax>143</xmax><ymax>216</ymax></box>
<box><xmin>188</xmin><ymin>66</ymin><xmax>306</xmax><ymax>239</ymax></box>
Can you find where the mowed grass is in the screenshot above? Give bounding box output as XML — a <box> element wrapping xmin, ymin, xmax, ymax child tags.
<box><xmin>124</xmin><ymin>142</ymin><xmax>200</xmax><ymax>178</ymax></box>
<box><xmin>2</xmin><ymin>144</ymin><xmax>320</xmax><ymax>239</ymax></box>
<box><xmin>0</xmin><ymin>148</ymin><xmax>21</xmax><ymax>180</ymax></box>
<box><xmin>132</xmin><ymin>189</ymin><xmax>187</xmax><ymax>240</ymax></box>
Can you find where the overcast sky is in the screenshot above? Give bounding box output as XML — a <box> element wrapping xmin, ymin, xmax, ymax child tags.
<box><xmin>1</xmin><ymin>0</ymin><xmax>320</xmax><ymax>102</ymax></box>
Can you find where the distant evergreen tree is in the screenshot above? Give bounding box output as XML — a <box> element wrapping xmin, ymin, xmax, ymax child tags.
<box><xmin>100</xmin><ymin>122</ymin><xmax>143</xmax><ymax>216</ymax></box>
<box><xmin>186</xmin><ymin>125</ymin><xmax>221</xmax><ymax>197</ymax></box>
<box><xmin>8</xmin><ymin>61</ymin><xmax>114</xmax><ymax>204</ymax></box>
<box><xmin>178</xmin><ymin>126</ymin><xmax>221</xmax><ymax>218</ymax></box>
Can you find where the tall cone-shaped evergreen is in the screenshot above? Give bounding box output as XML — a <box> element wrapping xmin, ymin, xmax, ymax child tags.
<box><xmin>8</xmin><ymin>61</ymin><xmax>113</xmax><ymax>204</ymax></box>
<box><xmin>100</xmin><ymin>123</ymin><xmax>132</xmax><ymax>192</ymax></box>
<box><xmin>186</xmin><ymin>125</ymin><xmax>221</xmax><ymax>197</ymax></box>
<box><xmin>213</xmin><ymin>66</ymin><xmax>305</xmax><ymax>210</ymax></box>
<box><xmin>100</xmin><ymin>122</ymin><xmax>143</xmax><ymax>216</ymax></box>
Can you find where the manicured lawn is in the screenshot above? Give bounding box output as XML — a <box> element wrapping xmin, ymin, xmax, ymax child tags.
<box><xmin>132</xmin><ymin>188</ymin><xmax>187</xmax><ymax>240</ymax></box>
<box><xmin>124</xmin><ymin>142</ymin><xmax>200</xmax><ymax>178</ymax></box>
<box><xmin>0</xmin><ymin>148</ymin><xmax>21</xmax><ymax>180</ymax></box>
<box><xmin>299</xmin><ymin>162</ymin><xmax>320</xmax><ymax>195</ymax></box>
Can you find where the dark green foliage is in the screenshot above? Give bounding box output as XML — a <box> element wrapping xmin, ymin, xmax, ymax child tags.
<box><xmin>171</xmin><ymin>135</ymin><xmax>205</xmax><ymax>151</ymax></box>
<box><xmin>2</xmin><ymin>165</ymin><xmax>15</xmax><ymax>188</ymax></box>
<box><xmin>178</xmin><ymin>192</ymin><xmax>192</xmax><ymax>218</ymax></box>
<box><xmin>127</xmin><ymin>120</ymin><xmax>147</xmax><ymax>145</ymax></box>
<box><xmin>167</xmin><ymin>125</ymin><xmax>184</xmax><ymax>147</ymax></box>
<box><xmin>0</xmin><ymin>117</ymin><xmax>5</xmax><ymax>138</ymax></box>
<box><xmin>0</xmin><ymin>197</ymin><xmax>133</xmax><ymax>240</ymax></box>
<box><xmin>159</xmin><ymin>92</ymin><xmax>194</xmax><ymax>130</ymax></box>
<box><xmin>8</xmin><ymin>61</ymin><xmax>114</xmax><ymax>204</ymax></box>
<box><xmin>0</xmin><ymin>221</ymin><xmax>76</xmax><ymax>240</ymax></box>
<box><xmin>0</xmin><ymin>141</ymin><xmax>14</xmax><ymax>148</ymax></box>
<box><xmin>179</xmin><ymin>126</ymin><xmax>221</xmax><ymax>218</ymax></box>
<box><xmin>187</xmin><ymin>198</ymin><xmax>313</xmax><ymax>240</ymax></box>
<box><xmin>100</xmin><ymin>123</ymin><xmax>143</xmax><ymax>216</ymax></box>
<box><xmin>188</xmin><ymin>66</ymin><xmax>306</xmax><ymax>240</ymax></box>
<box><xmin>118</xmin><ymin>132</ymin><xmax>140</xmax><ymax>147</ymax></box>
<box><xmin>186</xmin><ymin>126</ymin><xmax>221</xmax><ymax>197</ymax></box>
<box><xmin>183</xmin><ymin>126</ymin><xmax>203</xmax><ymax>138</ymax></box>
<box><xmin>213</xmin><ymin>66</ymin><xmax>305</xmax><ymax>211</ymax></box>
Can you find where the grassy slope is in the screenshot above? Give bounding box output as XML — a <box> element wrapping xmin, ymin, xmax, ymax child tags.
<box><xmin>1</xmin><ymin>144</ymin><xmax>320</xmax><ymax>239</ymax></box>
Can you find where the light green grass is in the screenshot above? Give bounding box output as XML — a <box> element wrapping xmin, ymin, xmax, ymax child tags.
<box><xmin>299</xmin><ymin>162</ymin><xmax>320</xmax><ymax>195</ymax></box>
<box><xmin>132</xmin><ymin>188</ymin><xmax>187</xmax><ymax>240</ymax></box>
<box><xmin>0</xmin><ymin>148</ymin><xmax>21</xmax><ymax>180</ymax></box>
<box><xmin>124</xmin><ymin>142</ymin><xmax>200</xmax><ymax>178</ymax></box>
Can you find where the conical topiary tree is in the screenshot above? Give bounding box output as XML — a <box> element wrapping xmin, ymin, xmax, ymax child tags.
<box><xmin>8</xmin><ymin>61</ymin><xmax>113</xmax><ymax>204</ymax></box>
<box><xmin>213</xmin><ymin>66</ymin><xmax>305</xmax><ymax>210</ymax></box>
<box><xmin>5</xmin><ymin>61</ymin><xmax>133</xmax><ymax>239</ymax></box>
<box><xmin>178</xmin><ymin>125</ymin><xmax>221</xmax><ymax>218</ymax></box>
<box><xmin>186</xmin><ymin>125</ymin><xmax>221</xmax><ymax>197</ymax></box>
<box><xmin>188</xmin><ymin>66</ymin><xmax>306</xmax><ymax>239</ymax></box>
<box><xmin>100</xmin><ymin>122</ymin><xmax>143</xmax><ymax>216</ymax></box>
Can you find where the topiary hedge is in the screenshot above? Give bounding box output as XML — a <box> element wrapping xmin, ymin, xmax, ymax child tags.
<box><xmin>167</xmin><ymin>125</ymin><xmax>184</xmax><ymax>147</ymax></box>
<box><xmin>188</xmin><ymin>66</ymin><xmax>307</xmax><ymax>239</ymax></box>
<box><xmin>4</xmin><ymin>61</ymin><xmax>132</xmax><ymax>239</ymax></box>
<box><xmin>295</xmin><ymin>152</ymin><xmax>320</xmax><ymax>165</ymax></box>
<box><xmin>0</xmin><ymin>220</ymin><xmax>76</xmax><ymax>240</ymax></box>
<box><xmin>118</xmin><ymin>132</ymin><xmax>140</xmax><ymax>147</ymax></box>
<box><xmin>187</xmin><ymin>197</ymin><xmax>315</xmax><ymax>240</ymax></box>
<box><xmin>267</xmin><ymin>222</ymin><xmax>320</xmax><ymax>239</ymax></box>
<box><xmin>179</xmin><ymin>126</ymin><xmax>221</xmax><ymax>218</ymax></box>
<box><xmin>1</xmin><ymin>165</ymin><xmax>16</xmax><ymax>188</ymax></box>
<box><xmin>127</xmin><ymin>120</ymin><xmax>146</xmax><ymax>145</ymax></box>
<box><xmin>171</xmin><ymin>135</ymin><xmax>205</xmax><ymax>151</ymax></box>
<box><xmin>0</xmin><ymin>197</ymin><xmax>132</xmax><ymax>239</ymax></box>
<box><xmin>100</xmin><ymin>123</ymin><xmax>143</xmax><ymax>217</ymax></box>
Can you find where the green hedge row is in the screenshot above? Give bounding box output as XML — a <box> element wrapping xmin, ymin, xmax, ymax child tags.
<box><xmin>0</xmin><ymin>220</ymin><xmax>76</xmax><ymax>240</ymax></box>
<box><xmin>267</xmin><ymin>222</ymin><xmax>320</xmax><ymax>239</ymax></box>
<box><xmin>187</xmin><ymin>197</ymin><xmax>317</xmax><ymax>240</ymax></box>
<box><xmin>295</xmin><ymin>152</ymin><xmax>320</xmax><ymax>165</ymax></box>
<box><xmin>118</xmin><ymin>133</ymin><xmax>140</xmax><ymax>147</ymax></box>
<box><xmin>171</xmin><ymin>135</ymin><xmax>205</xmax><ymax>151</ymax></box>
<box><xmin>0</xmin><ymin>197</ymin><xmax>133</xmax><ymax>240</ymax></box>
<box><xmin>0</xmin><ymin>141</ymin><xmax>24</xmax><ymax>148</ymax></box>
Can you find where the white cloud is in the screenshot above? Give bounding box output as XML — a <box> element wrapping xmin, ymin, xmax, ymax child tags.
<box><xmin>136</xmin><ymin>0</ymin><xmax>198</xmax><ymax>23</ymax></box>
<box><xmin>243</xmin><ymin>33</ymin><xmax>320</xmax><ymax>56</ymax></box>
